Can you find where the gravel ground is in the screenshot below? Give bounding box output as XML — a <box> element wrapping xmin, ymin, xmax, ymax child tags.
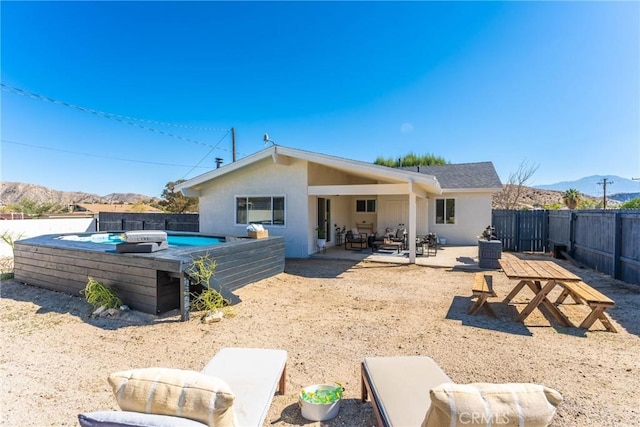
<box><xmin>1</xmin><ymin>253</ymin><xmax>639</xmax><ymax>426</ymax></box>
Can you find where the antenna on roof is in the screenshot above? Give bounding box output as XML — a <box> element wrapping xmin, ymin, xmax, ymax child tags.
<box><xmin>263</xmin><ymin>133</ymin><xmax>276</xmax><ymax>146</ymax></box>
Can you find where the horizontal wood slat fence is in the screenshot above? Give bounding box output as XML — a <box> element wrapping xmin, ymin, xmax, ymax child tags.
<box><xmin>98</xmin><ymin>212</ymin><xmax>199</xmax><ymax>232</ymax></box>
<box><xmin>492</xmin><ymin>209</ymin><xmax>640</xmax><ymax>285</ymax></box>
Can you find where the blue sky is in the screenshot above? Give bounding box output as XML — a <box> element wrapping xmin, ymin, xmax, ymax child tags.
<box><xmin>2</xmin><ymin>1</ymin><xmax>639</xmax><ymax>198</ymax></box>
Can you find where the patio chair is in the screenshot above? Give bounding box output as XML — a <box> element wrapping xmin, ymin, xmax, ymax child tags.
<box><xmin>425</xmin><ymin>232</ymin><xmax>437</xmax><ymax>256</ymax></box>
<box><xmin>345</xmin><ymin>229</ymin><xmax>368</xmax><ymax>251</ymax></box>
<box><xmin>78</xmin><ymin>347</ymin><xmax>287</xmax><ymax>427</ymax></box>
<box><xmin>361</xmin><ymin>355</ymin><xmax>562</xmax><ymax>427</ymax></box>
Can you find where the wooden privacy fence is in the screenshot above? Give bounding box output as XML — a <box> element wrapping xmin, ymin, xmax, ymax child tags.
<box><xmin>98</xmin><ymin>212</ymin><xmax>199</xmax><ymax>232</ymax></box>
<box><xmin>493</xmin><ymin>209</ymin><xmax>640</xmax><ymax>285</ymax></box>
<box><xmin>492</xmin><ymin>210</ymin><xmax>548</xmax><ymax>252</ymax></box>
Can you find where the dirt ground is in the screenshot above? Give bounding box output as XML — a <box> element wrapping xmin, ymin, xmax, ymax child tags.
<box><xmin>1</xmin><ymin>253</ymin><xmax>639</xmax><ymax>426</ymax></box>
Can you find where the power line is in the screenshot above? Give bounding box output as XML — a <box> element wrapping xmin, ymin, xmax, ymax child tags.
<box><xmin>1</xmin><ymin>83</ymin><xmax>230</xmax><ymax>132</ymax></box>
<box><xmin>180</xmin><ymin>130</ymin><xmax>230</xmax><ymax>180</ymax></box>
<box><xmin>1</xmin><ymin>139</ymin><xmax>213</xmax><ymax>169</ymax></box>
<box><xmin>1</xmin><ymin>83</ymin><xmax>247</xmax><ymax>156</ymax></box>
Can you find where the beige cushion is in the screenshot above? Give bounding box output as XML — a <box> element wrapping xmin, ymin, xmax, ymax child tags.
<box><xmin>363</xmin><ymin>356</ymin><xmax>452</xmax><ymax>427</ymax></box>
<box><xmin>108</xmin><ymin>368</ymin><xmax>236</xmax><ymax>427</ymax></box>
<box><xmin>422</xmin><ymin>383</ymin><xmax>563</xmax><ymax>427</ymax></box>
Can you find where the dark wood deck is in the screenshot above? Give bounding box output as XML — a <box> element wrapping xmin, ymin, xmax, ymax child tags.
<box><xmin>13</xmin><ymin>233</ymin><xmax>285</xmax><ymax>318</ymax></box>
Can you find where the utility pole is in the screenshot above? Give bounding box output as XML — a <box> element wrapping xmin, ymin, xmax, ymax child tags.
<box><xmin>597</xmin><ymin>178</ymin><xmax>613</xmax><ymax>209</ymax></box>
<box><xmin>231</xmin><ymin>127</ymin><xmax>236</xmax><ymax>163</ymax></box>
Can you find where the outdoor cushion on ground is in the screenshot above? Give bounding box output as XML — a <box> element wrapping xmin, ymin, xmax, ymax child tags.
<box><xmin>78</xmin><ymin>410</ymin><xmax>207</xmax><ymax>427</ymax></box>
<box><xmin>107</xmin><ymin>367</ymin><xmax>236</xmax><ymax>427</ymax></box>
<box><xmin>422</xmin><ymin>382</ymin><xmax>563</xmax><ymax>427</ymax></box>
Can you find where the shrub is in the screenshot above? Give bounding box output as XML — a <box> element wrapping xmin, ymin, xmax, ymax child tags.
<box><xmin>81</xmin><ymin>277</ymin><xmax>122</xmax><ymax>310</ymax></box>
<box><xmin>186</xmin><ymin>252</ymin><xmax>234</xmax><ymax>317</ymax></box>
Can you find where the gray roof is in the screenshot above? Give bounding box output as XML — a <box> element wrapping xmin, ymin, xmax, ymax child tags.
<box><xmin>401</xmin><ymin>162</ymin><xmax>502</xmax><ymax>190</ymax></box>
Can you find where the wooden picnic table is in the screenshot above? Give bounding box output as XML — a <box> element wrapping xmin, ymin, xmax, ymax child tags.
<box><xmin>498</xmin><ymin>257</ymin><xmax>580</xmax><ymax>327</ymax></box>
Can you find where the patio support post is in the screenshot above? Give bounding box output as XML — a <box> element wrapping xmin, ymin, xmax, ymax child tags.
<box><xmin>408</xmin><ymin>188</ymin><xmax>417</xmax><ymax>263</ymax></box>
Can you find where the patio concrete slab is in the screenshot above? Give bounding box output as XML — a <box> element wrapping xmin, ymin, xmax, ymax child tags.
<box><xmin>309</xmin><ymin>244</ymin><xmax>483</xmax><ymax>269</ymax></box>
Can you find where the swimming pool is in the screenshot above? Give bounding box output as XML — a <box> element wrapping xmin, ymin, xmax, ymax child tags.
<box><xmin>14</xmin><ymin>231</ymin><xmax>285</xmax><ymax>318</ymax></box>
<box><xmin>57</xmin><ymin>232</ymin><xmax>225</xmax><ymax>247</ymax></box>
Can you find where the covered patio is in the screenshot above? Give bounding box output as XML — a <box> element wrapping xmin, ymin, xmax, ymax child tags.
<box><xmin>310</xmin><ymin>244</ymin><xmax>481</xmax><ymax>269</ymax></box>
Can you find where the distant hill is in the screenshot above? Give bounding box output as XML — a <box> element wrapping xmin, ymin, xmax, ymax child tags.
<box><xmin>0</xmin><ymin>182</ymin><xmax>159</xmax><ymax>206</ymax></box>
<box><xmin>535</xmin><ymin>175</ymin><xmax>640</xmax><ymax>197</ymax></box>
<box><xmin>609</xmin><ymin>192</ymin><xmax>640</xmax><ymax>202</ymax></box>
<box><xmin>492</xmin><ymin>185</ymin><xmax>619</xmax><ymax>210</ymax></box>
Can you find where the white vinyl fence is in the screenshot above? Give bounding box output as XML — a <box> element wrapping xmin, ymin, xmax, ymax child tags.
<box><xmin>0</xmin><ymin>218</ymin><xmax>97</xmax><ymax>257</ymax></box>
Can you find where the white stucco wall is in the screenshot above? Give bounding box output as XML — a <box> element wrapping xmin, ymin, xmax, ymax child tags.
<box><xmin>196</xmin><ymin>157</ymin><xmax>311</xmax><ymax>258</ymax></box>
<box><xmin>429</xmin><ymin>192</ymin><xmax>493</xmax><ymax>245</ymax></box>
<box><xmin>307</xmin><ymin>163</ymin><xmax>378</xmax><ymax>249</ymax></box>
<box><xmin>0</xmin><ymin>218</ymin><xmax>97</xmax><ymax>257</ymax></box>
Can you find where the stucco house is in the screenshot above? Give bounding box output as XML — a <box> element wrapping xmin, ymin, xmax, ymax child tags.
<box><xmin>176</xmin><ymin>145</ymin><xmax>502</xmax><ymax>263</ymax></box>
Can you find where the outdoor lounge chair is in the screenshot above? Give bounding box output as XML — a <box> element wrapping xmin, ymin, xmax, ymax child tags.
<box><xmin>361</xmin><ymin>356</ymin><xmax>451</xmax><ymax>427</ymax></box>
<box><xmin>78</xmin><ymin>347</ymin><xmax>287</xmax><ymax>427</ymax></box>
<box><xmin>345</xmin><ymin>229</ymin><xmax>368</xmax><ymax>251</ymax></box>
<box><xmin>361</xmin><ymin>356</ymin><xmax>562</xmax><ymax>427</ymax></box>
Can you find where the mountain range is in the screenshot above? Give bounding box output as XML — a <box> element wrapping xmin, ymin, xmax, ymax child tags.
<box><xmin>535</xmin><ymin>175</ymin><xmax>640</xmax><ymax>197</ymax></box>
<box><xmin>0</xmin><ymin>182</ymin><xmax>159</xmax><ymax>206</ymax></box>
<box><xmin>1</xmin><ymin>180</ymin><xmax>629</xmax><ymax>212</ymax></box>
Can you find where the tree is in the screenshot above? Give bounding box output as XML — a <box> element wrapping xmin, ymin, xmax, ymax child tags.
<box><xmin>493</xmin><ymin>160</ymin><xmax>539</xmax><ymax>210</ymax></box>
<box><xmin>129</xmin><ymin>199</ymin><xmax>149</xmax><ymax>213</ymax></box>
<box><xmin>5</xmin><ymin>198</ymin><xmax>61</xmax><ymax>217</ymax></box>
<box><xmin>159</xmin><ymin>180</ymin><xmax>199</xmax><ymax>213</ymax></box>
<box><xmin>374</xmin><ymin>152</ymin><xmax>448</xmax><ymax>168</ymax></box>
<box><xmin>621</xmin><ymin>197</ymin><xmax>640</xmax><ymax>209</ymax></box>
<box><xmin>562</xmin><ymin>188</ymin><xmax>582</xmax><ymax>210</ymax></box>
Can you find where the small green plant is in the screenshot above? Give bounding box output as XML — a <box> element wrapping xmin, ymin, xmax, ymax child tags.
<box><xmin>186</xmin><ymin>252</ymin><xmax>234</xmax><ymax>317</ymax></box>
<box><xmin>1</xmin><ymin>231</ymin><xmax>24</xmax><ymax>279</ymax></box>
<box><xmin>81</xmin><ymin>277</ymin><xmax>122</xmax><ymax>309</ymax></box>
<box><xmin>1</xmin><ymin>230</ymin><xmax>24</xmax><ymax>248</ymax></box>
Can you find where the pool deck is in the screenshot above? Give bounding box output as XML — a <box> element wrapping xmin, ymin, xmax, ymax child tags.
<box><xmin>310</xmin><ymin>244</ymin><xmax>481</xmax><ymax>269</ymax></box>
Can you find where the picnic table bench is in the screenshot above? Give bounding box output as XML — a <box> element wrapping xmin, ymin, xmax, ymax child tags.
<box><xmin>555</xmin><ymin>281</ymin><xmax>617</xmax><ymax>333</ymax></box>
<box><xmin>468</xmin><ymin>273</ymin><xmax>497</xmax><ymax>317</ymax></box>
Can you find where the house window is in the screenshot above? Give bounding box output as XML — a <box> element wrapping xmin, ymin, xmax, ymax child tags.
<box><xmin>356</xmin><ymin>199</ymin><xmax>376</xmax><ymax>213</ymax></box>
<box><xmin>235</xmin><ymin>196</ymin><xmax>285</xmax><ymax>226</ymax></box>
<box><xmin>435</xmin><ymin>198</ymin><xmax>455</xmax><ymax>224</ymax></box>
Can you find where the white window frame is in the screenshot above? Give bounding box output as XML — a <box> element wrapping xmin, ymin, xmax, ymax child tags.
<box><xmin>235</xmin><ymin>195</ymin><xmax>286</xmax><ymax>227</ymax></box>
<box><xmin>435</xmin><ymin>198</ymin><xmax>456</xmax><ymax>225</ymax></box>
<box><xmin>355</xmin><ymin>198</ymin><xmax>377</xmax><ymax>213</ymax></box>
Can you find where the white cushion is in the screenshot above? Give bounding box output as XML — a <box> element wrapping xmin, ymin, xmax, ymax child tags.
<box><xmin>78</xmin><ymin>411</ymin><xmax>207</xmax><ymax>427</ymax></box>
<box><xmin>123</xmin><ymin>231</ymin><xmax>167</xmax><ymax>243</ymax></box>
<box><xmin>201</xmin><ymin>348</ymin><xmax>287</xmax><ymax>427</ymax></box>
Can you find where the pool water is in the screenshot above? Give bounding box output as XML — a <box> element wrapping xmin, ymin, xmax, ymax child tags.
<box><xmin>57</xmin><ymin>233</ymin><xmax>224</xmax><ymax>247</ymax></box>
